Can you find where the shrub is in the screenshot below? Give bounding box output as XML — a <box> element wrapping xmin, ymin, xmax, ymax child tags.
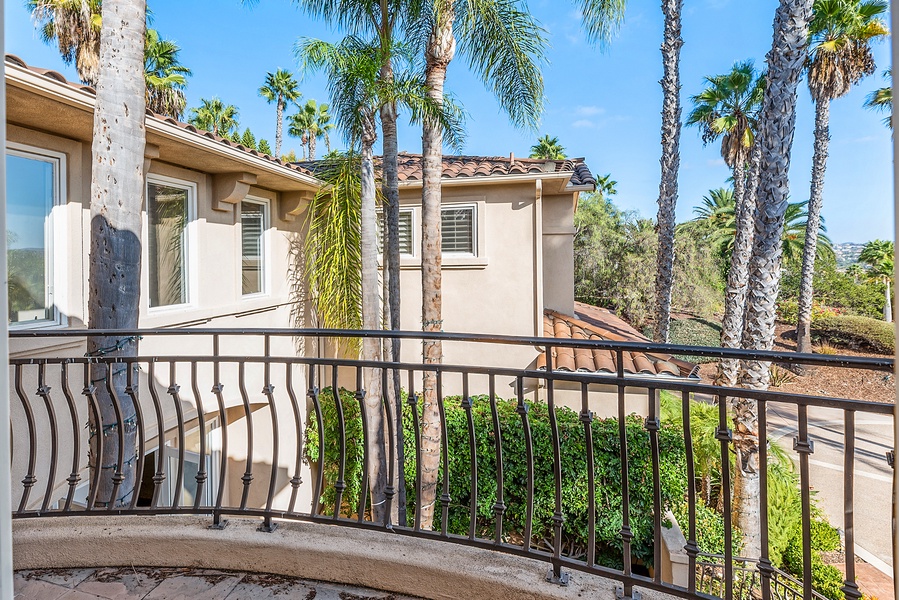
<box><xmin>671</xmin><ymin>498</ymin><xmax>742</xmax><ymax>556</ymax></box>
<box><xmin>777</xmin><ymin>299</ymin><xmax>841</xmax><ymax>325</ymax></box>
<box><xmin>782</xmin><ymin>523</ymin><xmax>846</xmax><ymax>600</ymax></box>
<box><xmin>812</xmin><ymin>314</ymin><xmax>894</xmax><ymax>354</ymax></box>
<box><xmin>306</xmin><ymin>388</ymin><xmax>687</xmax><ymax>568</ymax></box>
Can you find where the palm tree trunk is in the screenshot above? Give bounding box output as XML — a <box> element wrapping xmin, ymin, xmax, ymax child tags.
<box><xmin>885</xmin><ymin>278</ymin><xmax>892</xmax><ymax>322</ymax></box>
<box><xmin>309</xmin><ymin>134</ymin><xmax>317</xmax><ymax>162</ymax></box>
<box><xmin>360</xmin><ymin>113</ymin><xmax>388</xmax><ymax>524</ymax></box>
<box><xmin>381</xmin><ymin>64</ymin><xmax>405</xmax><ymax>524</ymax></box>
<box><xmin>716</xmin><ymin>148</ymin><xmax>755</xmax><ymax>386</ymax></box>
<box><xmin>87</xmin><ymin>0</ymin><xmax>147</xmax><ymax>508</ymax></box>
<box><xmin>275</xmin><ymin>96</ymin><xmax>284</xmax><ymax>157</ymax></box>
<box><xmin>653</xmin><ymin>0</ymin><xmax>684</xmax><ymax>343</ymax></box>
<box><xmin>420</xmin><ymin>5</ymin><xmax>456</xmax><ymax>530</ymax></box>
<box><xmin>739</xmin><ymin>0</ymin><xmax>814</xmax><ymax>559</ymax></box>
<box><xmin>796</xmin><ymin>99</ymin><xmax>831</xmax><ymax>354</ymax></box>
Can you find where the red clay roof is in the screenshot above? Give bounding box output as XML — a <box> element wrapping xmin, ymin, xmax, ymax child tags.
<box><xmin>296</xmin><ymin>152</ymin><xmax>596</xmax><ymax>188</ymax></box>
<box><xmin>393</xmin><ymin>153</ymin><xmax>596</xmax><ymax>187</ymax></box>
<box><xmin>536</xmin><ymin>303</ymin><xmax>699</xmax><ymax>379</ymax></box>
<box><xmin>5</xmin><ymin>54</ymin><xmax>316</xmax><ymax>179</ymax></box>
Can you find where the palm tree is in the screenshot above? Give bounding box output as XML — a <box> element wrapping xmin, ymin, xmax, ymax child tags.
<box><xmin>687</xmin><ymin>60</ymin><xmax>766</xmax><ymax>384</ymax></box>
<box><xmin>653</xmin><ymin>0</ymin><xmax>685</xmax><ymax>343</ymax></box>
<box><xmin>288</xmin><ymin>100</ymin><xmax>334</xmax><ymax>161</ymax></box>
<box><xmin>529</xmin><ymin>135</ymin><xmax>566</xmax><ymax>159</ymax></box>
<box><xmin>739</xmin><ymin>0</ymin><xmax>816</xmax><ymax>559</ymax></box>
<box><xmin>188</xmin><ymin>97</ymin><xmax>240</xmax><ymax>138</ymax></box>
<box><xmin>28</xmin><ymin>0</ymin><xmax>103</xmax><ymax>86</ymax></box>
<box><xmin>144</xmin><ymin>28</ymin><xmax>191</xmax><ymax>119</ymax></box>
<box><xmin>595</xmin><ymin>173</ymin><xmax>618</xmax><ymax>199</ymax></box>
<box><xmin>259</xmin><ymin>69</ymin><xmax>302</xmax><ymax>157</ymax></box>
<box><xmin>298</xmin><ymin>34</ymin><xmax>463</xmax><ymax>526</ymax></box>
<box><xmin>859</xmin><ymin>239</ymin><xmax>894</xmax><ymax>321</ymax></box>
<box><xmin>692</xmin><ymin>192</ymin><xmax>831</xmax><ymax>264</ymax></box>
<box><xmin>864</xmin><ymin>68</ymin><xmax>892</xmax><ymax>127</ymax></box>
<box><xmin>796</xmin><ymin>0</ymin><xmax>888</xmax><ymax>353</ymax></box>
<box><xmin>87</xmin><ymin>0</ymin><xmax>147</xmax><ymax>507</ymax></box>
<box><xmin>418</xmin><ymin>0</ymin><xmax>546</xmax><ymax>529</ymax></box>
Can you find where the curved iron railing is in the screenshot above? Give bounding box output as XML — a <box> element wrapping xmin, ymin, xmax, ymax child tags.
<box><xmin>7</xmin><ymin>328</ymin><xmax>895</xmax><ymax>600</ymax></box>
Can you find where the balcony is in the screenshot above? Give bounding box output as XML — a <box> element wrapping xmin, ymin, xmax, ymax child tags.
<box><xmin>7</xmin><ymin>329</ymin><xmax>896</xmax><ymax>600</ymax></box>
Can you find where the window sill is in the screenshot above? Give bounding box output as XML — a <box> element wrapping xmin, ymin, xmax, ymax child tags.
<box><xmin>397</xmin><ymin>256</ymin><xmax>489</xmax><ymax>270</ymax></box>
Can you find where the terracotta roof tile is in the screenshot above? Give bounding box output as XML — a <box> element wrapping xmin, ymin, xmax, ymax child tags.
<box><xmin>537</xmin><ymin>303</ymin><xmax>699</xmax><ymax>379</ymax></box>
<box><xmin>6</xmin><ymin>54</ymin><xmax>316</xmax><ymax>179</ymax></box>
<box><xmin>296</xmin><ymin>152</ymin><xmax>596</xmax><ymax>188</ymax></box>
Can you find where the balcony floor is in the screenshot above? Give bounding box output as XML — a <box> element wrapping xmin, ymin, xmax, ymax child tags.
<box><xmin>14</xmin><ymin>567</ymin><xmax>422</xmax><ymax>600</ymax></box>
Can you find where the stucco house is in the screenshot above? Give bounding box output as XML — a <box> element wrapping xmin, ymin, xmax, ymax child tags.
<box><xmin>5</xmin><ymin>53</ymin><xmax>696</xmax><ymax>515</ymax></box>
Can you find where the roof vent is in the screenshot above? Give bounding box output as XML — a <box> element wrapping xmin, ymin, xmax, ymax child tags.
<box><xmin>509</xmin><ymin>152</ymin><xmax>515</xmax><ymax>166</ymax></box>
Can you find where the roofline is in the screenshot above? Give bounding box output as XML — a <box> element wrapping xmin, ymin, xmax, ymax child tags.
<box><xmin>397</xmin><ymin>170</ymin><xmax>579</xmax><ymax>191</ymax></box>
<box><xmin>5</xmin><ymin>59</ymin><xmax>323</xmax><ymax>190</ymax></box>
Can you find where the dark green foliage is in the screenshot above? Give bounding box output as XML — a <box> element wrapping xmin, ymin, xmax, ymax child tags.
<box><xmin>812</xmin><ymin>314</ymin><xmax>894</xmax><ymax>353</ymax></box>
<box><xmin>671</xmin><ymin>498</ymin><xmax>742</xmax><ymax>556</ymax></box>
<box><xmin>574</xmin><ymin>193</ymin><xmax>724</xmax><ymax>328</ymax></box>
<box><xmin>648</xmin><ymin>318</ymin><xmax>723</xmax><ymax>364</ymax></box>
<box><xmin>306</xmin><ymin>388</ymin><xmax>687</xmax><ymax>567</ymax></box>
<box><xmin>240</xmin><ymin>128</ymin><xmax>257</xmax><ymax>150</ymax></box>
<box><xmin>782</xmin><ymin>520</ymin><xmax>846</xmax><ymax>600</ymax></box>
<box><xmin>780</xmin><ymin>259</ymin><xmax>886</xmax><ymax>320</ymax></box>
<box><xmin>258</xmin><ymin>139</ymin><xmax>273</xmax><ymax>155</ymax></box>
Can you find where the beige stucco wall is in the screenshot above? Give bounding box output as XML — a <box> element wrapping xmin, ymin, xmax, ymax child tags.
<box><xmin>6</xmin><ymin>118</ymin><xmax>312</xmax><ymax>515</ymax></box>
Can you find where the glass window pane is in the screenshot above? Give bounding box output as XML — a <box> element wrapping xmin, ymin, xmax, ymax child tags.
<box><xmin>7</xmin><ymin>153</ymin><xmax>54</xmax><ymax>326</ymax></box>
<box><xmin>441</xmin><ymin>207</ymin><xmax>474</xmax><ymax>254</ymax></box>
<box><xmin>148</xmin><ymin>183</ymin><xmax>189</xmax><ymax>307</ymax></box>
<box><xmin>241</xmin><ymin>201</ymin><xmax>266</xmax><ymax>295</ymax></box>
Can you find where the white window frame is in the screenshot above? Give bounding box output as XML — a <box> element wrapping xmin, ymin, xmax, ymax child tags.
<box><xmin>378</xmin><ymin>207</ymin><xmax>416</xmax><ymax>258</ymax></box>
<box><xmin>240</xmin><ymin>196</ymin><xmax>271</xmax><ymax>298</ymax></box>
<box><xmin>6</xmin><ymin>142</ymin><xmax>68</xmax><ymax>330</ymax></box>
<box><xmin>440</xmin><ymin>203</ymin><xmax>478</xmax><ymax>257</ymax></box>
<box><xmin>145</xmin><ymin>174</ymin><xmax>198</xmax><ymax>312</ymax></box>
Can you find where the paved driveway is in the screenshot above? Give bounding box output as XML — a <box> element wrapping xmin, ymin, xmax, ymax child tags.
<box><xmin>766</xmin><ymin>403</ymin><xmax>895</xmax><ymax>572</ymax></box>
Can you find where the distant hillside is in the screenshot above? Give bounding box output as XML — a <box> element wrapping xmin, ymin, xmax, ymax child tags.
<box><xmin>833</xmin><ymin>242</ymin><xmax>865</xmax><ymax>268</ymax></box>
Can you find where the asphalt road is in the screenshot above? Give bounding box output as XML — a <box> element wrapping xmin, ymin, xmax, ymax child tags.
<box><xmin>766</xmin><ymin>403</ymin><xmax>895</xmax><ymax>573</ymax></box>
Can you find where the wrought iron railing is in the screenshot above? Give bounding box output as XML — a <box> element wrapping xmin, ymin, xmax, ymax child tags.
<box><xmin>7</xmin><ymin>328</ymin><xmax>895</xmax><ymax>600</ymax></box>
<box><xmin>696</xmin><ymin>553</ymin><xmax>830</xmax><ymax>600</ymax></box>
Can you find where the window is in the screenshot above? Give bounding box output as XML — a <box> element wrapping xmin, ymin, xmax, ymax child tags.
<box><xmin>148</xmin><ymin>180</ymin><xmax>191</xmax><ymax>308</ymax></box>
<box><xmin>377</xmin><ymin>209</ymin><xmax>414</xmax><ymax>256</ymax></box>
<box><xmin>6</xmin><ymin>148</ymin><xmax>61</xmax><ymax>327</ymax></box>
<box><xmin>241</xmin><ymin>199</ymin><xmax>268</xmax><ymax>296</ymax></box>
<box><xmin>441</xmin><ymin>205</ymin><xmax>475</xmax><ymax>255</ymax></box>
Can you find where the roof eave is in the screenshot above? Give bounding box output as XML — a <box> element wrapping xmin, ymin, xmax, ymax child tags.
<box><xmin>6</xmin><ymin>60</ymin><xmax>324</xmax><ymax>190</ymax></box>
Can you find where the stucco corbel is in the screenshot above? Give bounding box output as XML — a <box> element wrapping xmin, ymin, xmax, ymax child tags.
<box><xmin>212</xmin><ymin>172</ymin><xmax>258</xmax><ymax>212</ymax></box>
<box><xmin>143</xmin><ymin>144</ymin><xmax>160</xmax><ymax>185</ymax></box>
<box><xmin>279</xmin><ymin>190</ymin><xmax>315</xmax><ymax>222</ymax></box>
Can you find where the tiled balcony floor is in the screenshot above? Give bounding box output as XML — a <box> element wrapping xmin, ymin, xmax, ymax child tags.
<box><xmin>14</xmin><ymin>567</ymin><xmax>422</xmax><ymax>600</ymax></box>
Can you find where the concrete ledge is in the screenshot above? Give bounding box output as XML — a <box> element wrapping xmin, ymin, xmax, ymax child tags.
<box><xmin>13</xmin><ymin>516</ymin><xmax>683</xmax><ymax>600</ymax></box>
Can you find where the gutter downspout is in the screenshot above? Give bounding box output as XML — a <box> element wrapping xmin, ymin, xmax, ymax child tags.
<box><xmin>534</xmin><ymin>179</ymin><xmax>544</xmax><ymax>338</ymax></box>
<box><xmin>0</xmin><ymin>0</ymin><xmax>14</xmax><ymax>594</ymax></box>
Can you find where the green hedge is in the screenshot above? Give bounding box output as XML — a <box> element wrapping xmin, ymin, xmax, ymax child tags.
<box><xmin>782</xmin><ymin>520</ymin><xmax>845</xmax><ymax>600</ymax></box>
<box><xmin>306</xmin><ymin>388</ymin><xmax>687</xmax><ymax>567</ymax></box>
<box><xmin>812</xmin><ymin>314</ymin><xmax>894</xmax><ymax>354</ymax></box>
<box><xmin>643</xmin><ymin>318</ymin><xmax>722</xmax><ymax>364</ymax></box>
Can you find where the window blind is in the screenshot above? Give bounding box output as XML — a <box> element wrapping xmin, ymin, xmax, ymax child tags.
<box><xmin>441</xmin><ymin>207</ymin><xmax>474</xmax><ymax>254</ymax></box>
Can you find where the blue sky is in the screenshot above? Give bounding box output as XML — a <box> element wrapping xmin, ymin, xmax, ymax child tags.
<box><xmin>5</xmin><ymin>0</ymin><xmax>894</xmax><ymax>243</ymax></box>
